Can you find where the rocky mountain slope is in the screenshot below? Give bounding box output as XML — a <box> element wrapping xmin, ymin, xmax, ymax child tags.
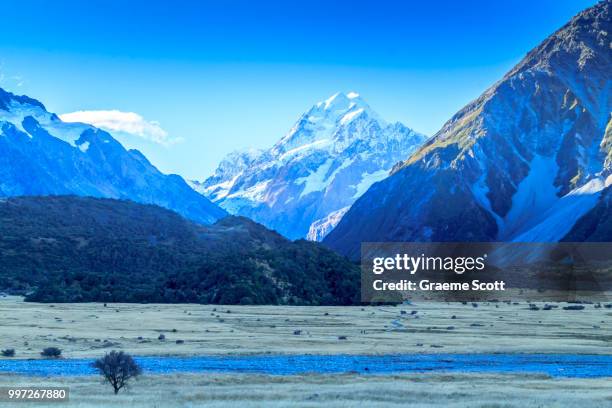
<box><xmin>192</xmin><ymin>92</ymin><xmax>426</xmax><ymax>240</ymax></box>
<box><xmin>0</xmin><ymin>196</ymin><xmax>359</xmax><ymax>305</ymax></box>
<box><xmin>0</xmin><ymin>88</ymin><xmax>226</xmax><ymax>224</ymax></box>
<box><xmin>325</xmin><ymin>1</ymin><xmax>612</xmax><ymax>258</ymax></box>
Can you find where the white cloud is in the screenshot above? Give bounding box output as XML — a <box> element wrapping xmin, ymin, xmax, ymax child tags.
<box><xmin>59</xmin><ymin>110</ymin><xmax>182</xmax><ymax>146</ymax></box>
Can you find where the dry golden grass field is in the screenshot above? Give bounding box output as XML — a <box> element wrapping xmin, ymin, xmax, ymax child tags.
<box><xmin>1</xmin><ymin>371</ymin><xmax>612</xmax><ymax>408</ymax></box>
<box><xmin>1</xmin><ymin>296</ymin><xmax>611</xmax><ymax>407</ymax></box>
<box><xmin>0</xmin><ymin>296</ymin><xmax>611</xmax><ymax>357</ymax></box>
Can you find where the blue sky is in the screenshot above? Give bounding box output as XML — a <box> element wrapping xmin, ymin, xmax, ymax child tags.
<box><xmin>0</xmin><ymin>0</ymin><xmax>598</xmax><ymax>179</ymax></box>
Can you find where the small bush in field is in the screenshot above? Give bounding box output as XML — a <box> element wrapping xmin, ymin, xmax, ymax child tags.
<box><xmin>41</xmin><ymin>347</ymin><xmax>62</xmax><ymax>358</ymax></box>
<box><xmin>1</xmin><ymin>349</ymin><xmax>15</xmax><ymax>357</ymax></box>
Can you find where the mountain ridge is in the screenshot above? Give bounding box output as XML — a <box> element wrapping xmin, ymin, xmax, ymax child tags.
<box><xmin>0</xmin><ymin>87</ymin><xmax>226</xmax><ymax>224</ymax></box>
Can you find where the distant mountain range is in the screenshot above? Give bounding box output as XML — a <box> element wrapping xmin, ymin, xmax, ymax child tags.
<box><xmin>325</xmin><ymin>1</ymin><xmax>612</xmax><ymax>259</ymax></box>
<box><xmin>0</xmin><ymin>88</ymin><xmax>226</xmax><ymax>224</ymax></box>
<box><xmin>192</xmin><ymin>92</ymin><xmax>426</xmax><ymax>240</ymax></box>
<box><xmin>0</xmin><ymin>196</ymin><xmax>359</xmax><ymax>305</ymax></box>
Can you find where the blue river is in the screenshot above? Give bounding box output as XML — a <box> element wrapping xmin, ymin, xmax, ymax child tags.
<box><xmin>1</xmin><ymin>354</ymin><xmax>612</xmax><ymax>378</ymax></box>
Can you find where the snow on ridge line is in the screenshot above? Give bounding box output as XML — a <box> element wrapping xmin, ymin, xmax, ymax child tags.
<box><xmin>278</xmin><ymin>139</ymin><xmax>333</xmax><ymax>161</ymax></box>
<box><xmin>0</xmin><ymin>100</ymin><xmax>92</xmax><ymax>148</ymax></box>
<box><xmin>321</xmin><ymin>91</ymin><xmax>361</xmax><ymax>110</ymax></box>
<box><xmin>340</xmin><ymin>108</ymin><xmax>365</xmax><ymax>125</ymax></box>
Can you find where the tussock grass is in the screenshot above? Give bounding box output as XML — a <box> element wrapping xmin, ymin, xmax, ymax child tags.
<box><xmin>0</xmin><ymin>296</ymin><xmax>611</xmax><ymax>358</ymax></box>
<box><xmin>0</xmin><ymin>372</ymin><xmax>611</xmax><ymax>407</ymax></box>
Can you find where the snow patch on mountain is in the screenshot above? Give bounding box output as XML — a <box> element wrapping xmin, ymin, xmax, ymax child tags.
<box><xmin>307</xmin><ymin>206</ymin><xmax>350</xmax><ymax>241</ymax></box>
<box><xmin>499</xmin><ymin>155</ymin><xmax>560</xmax><ymax>240</ymax></box>
<box><xmin>227</xmin><ymin>180</ymin><xmax>271</xmax><ymax>201</ymax></box>
<box><xmin>78</xmin><ymin>141</ymin><xmax>90</xmax><ymax>152</ymax></box>
<box><xmin>512</xmin><ymin>178</ymin><xmax>606</xmax><ymax>242</ymax></box>
<box><xmin>295</xmin><ymin>158</ymin><xmax>334</xmax><ymax>198</ymax></box>
<box><xmin>351</xmin><ymin>169</ymin><xmax>390</xmax><ymax>199</ymax></box>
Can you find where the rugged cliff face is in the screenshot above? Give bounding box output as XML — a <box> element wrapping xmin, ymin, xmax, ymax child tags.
<box><xmin>325</xmin><ymin>1</ymin><xmax>612</xmax><ymax>259</ymax></box>
<box><xmin>193</xmin><ymin>92</ymin><xmax>425</xmax><ymax>240</ymax></box>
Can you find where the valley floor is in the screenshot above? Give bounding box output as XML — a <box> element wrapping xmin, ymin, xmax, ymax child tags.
<box><xmin>0</xmin><ymin>296</ymin><xmax>611</xmax><ymax>357</ymax></box>
<box><xmin>0</xmin><ymin>296</ymin><xmax>611</xmax><ymax>407</ymax></box>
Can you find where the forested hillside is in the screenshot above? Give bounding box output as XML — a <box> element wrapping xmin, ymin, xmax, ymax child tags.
<box><xmin>0</xmin><ymin>196</ymin><xmax>358</xmax><ymax>305</ymax></box>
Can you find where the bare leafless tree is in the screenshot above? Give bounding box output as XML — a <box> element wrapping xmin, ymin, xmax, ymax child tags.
<box><xmin>92</xmin><ymin>350</ymin><xmax>142</xmax><ymax>394</ymax></box>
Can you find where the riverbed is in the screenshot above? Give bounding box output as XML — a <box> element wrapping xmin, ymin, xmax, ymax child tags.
<box><xmin>2</xmin><ymin>353</ymin><xmax>612</xmax><ymax>377</ymax></box>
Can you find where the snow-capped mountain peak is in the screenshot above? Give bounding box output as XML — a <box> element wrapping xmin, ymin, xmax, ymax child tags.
<box><xmin>272</xmin><ymin>92</ymin><xmax>385</xmax><ymax>157</ymax></box>
<box><xmin>0</xmin><ymin>91</ymin><xmax>95</xmax><ymax>149</ymax></box>
<box><xmin>194</xmin><ymin>92</ymin><xmax>427</xmax><ymax>240</ymax></box>
<box><xmin>318</xmin><ymin>91</ymin><xmax>365</xmax><ymax>111</ymax></box>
